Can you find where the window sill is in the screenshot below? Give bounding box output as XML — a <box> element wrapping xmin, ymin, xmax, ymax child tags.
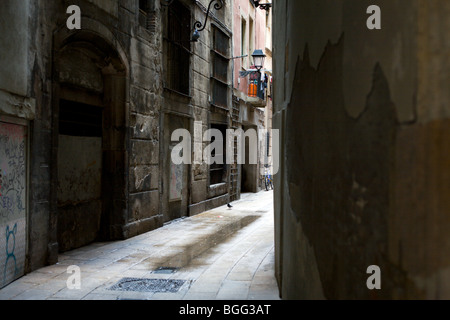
<box><xmin>211</xmin><ymin>49</ymin><xmax>230</xmax><ymax>60</ymax></box>
<box><xmin>210</xmin><ymin>103</ymin><xmax>229</xmax><ymax>112</ymax></box>
<box><xmin>208</xmin><ymin>182</ymin><xmax>228</xmax><ymax>198</ymax></box>
<box><xmin>137</xmin><ymin>25</ymin><xmax>153</xmax><ymax>42</ymax></box>
<box><xmin>163</xmin><ymin>87</ymin><xmax>192</xmax><ymax>100</ymax></box>
<box><xmin>211</xmin><ymin>76</ymin><xmax>229</xmax><ymax>87</ymax></box>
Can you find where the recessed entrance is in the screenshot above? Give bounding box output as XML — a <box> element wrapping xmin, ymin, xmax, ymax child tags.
<box><xmin>241</xmin><ymin>125</ymin><xmax>258</xmax><ymax>193</ymax></box>
<box><xmin>54</xmin><ymin>32</ymin><xmax>127</xmax><ymax>252</ymax></box>
<box><xmin>57</xmin><ymin>100</ymin><xmax>103</xmax><ymax>252</ymax></box>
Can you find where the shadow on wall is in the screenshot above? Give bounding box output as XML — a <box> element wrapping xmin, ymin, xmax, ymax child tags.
<box><xmin>284</xmin><ymin>34</ymin><xmax>407</xmax><ymax>299</ymax></box>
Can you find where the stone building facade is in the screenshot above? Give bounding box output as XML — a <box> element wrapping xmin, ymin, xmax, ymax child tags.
<box><xmin>0</xmin><ymin>0</ymin><xmax>166</xmax><ymax>288</ymax></box>
<box><xmin>161</xmin><ymin>0</ymin><xmax>235</xmax><ymax>217</ymax></box>
<box><xmin>232</xmin><ymin>0</ymin><xmax>273</xmax><ymax>194</ymax></box>
<box><xmin>0</xmin><ymin>0</ymin><xmax>274</xmax><ymax>287</ymax></box>
<box><xmin>0</xmin><ymin>0</ymin><xmax>240</xmax><ymax>288</ymax></box>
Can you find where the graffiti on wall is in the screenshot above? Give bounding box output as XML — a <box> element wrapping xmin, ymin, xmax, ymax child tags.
<box><xmin>0</xmin><ymin>122</ymin><xmax>27</xmax><ymax>288</ymax></box>
<box><xmin>4</xmin><ymin>224</ymin><xmax>18</xmax><ymax>281</ymax></box>
<box><xmin>170</xmin><ymin>162</ymin><xmax>183</xmax><ymax>201</ymax></box>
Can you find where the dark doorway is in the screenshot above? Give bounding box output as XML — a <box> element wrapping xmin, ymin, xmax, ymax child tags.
<box><xmin>57</xmin><ymin>100</ymin><xmax>103</xmax><ymax>252</ymax></box>
<box><xmin>209</xmin><ymin>124</ymin><xmax>228</xmax><ymax>186</ymax></box>
<box><xmin>55</xmin><ymin>34</ymin><xmax>127</xmax><ymax>252</ymax></box>
<box><xmin>162</xmin><ymin>115</ymin><xmax>190</xmax><ymax>223</ymax></box>
<box><xmin>241</xmin><ymin>125</ymin><xmax>258</xmax><ymax>193</ymax></box>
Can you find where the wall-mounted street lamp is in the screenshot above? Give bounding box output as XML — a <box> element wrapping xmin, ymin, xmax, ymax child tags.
<box><xmin>253</xmin><ymin>0</ymin><xmax>272</xmax><ymax>11</ymax></box>
<box><xmin>252</xmin><ymin>49</ymin><xmax>266</xmax><ymax>71</ymax></box>
<box><xmin>192</xmin><ymin>29</ymin><xmax>201</xmax><ymax>42</ymax></box>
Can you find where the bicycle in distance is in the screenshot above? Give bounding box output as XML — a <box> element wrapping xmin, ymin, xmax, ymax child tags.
<box><xmin>264</xmin><ymin>165</ymin><xmax>274</xmax><ymax>191</ymax></box>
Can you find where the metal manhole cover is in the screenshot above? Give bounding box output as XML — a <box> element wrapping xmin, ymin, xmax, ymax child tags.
<box><xmin>108</xmin><ymin>278</ymin><xmax>186</xmax><ymax>293</ymax></box>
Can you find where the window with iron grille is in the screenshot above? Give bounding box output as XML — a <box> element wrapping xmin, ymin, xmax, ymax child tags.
<box><xmin>211</xmin><ymin>26</ymin><xmax>230</xmax><ymax>109</ymax></box>
<box><xmin>209</xmin><ymin>124</ymin><xmax>227</xmax><ymax>185</ymax></box>
<box><xmin>163</xmin><ymin>0</ymin><xmax>191</xmax><ymax>95</ymax></box>
<box><xmin>139</xmin><ymin>0</ymin><xmax>156</xmax><ymax>33</ymax></box>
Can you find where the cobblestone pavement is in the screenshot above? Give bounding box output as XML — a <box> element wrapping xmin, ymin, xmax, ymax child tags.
<box><xmin>0</xmin><ymin>190</ymin><xmax>280</xmax><ymax>300</ymax></box>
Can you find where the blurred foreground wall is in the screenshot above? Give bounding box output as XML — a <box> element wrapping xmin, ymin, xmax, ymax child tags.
<box><xmin>273</xmin><ymin>0</ymin><xmax>450</xmax><ymax>299</ymax></box>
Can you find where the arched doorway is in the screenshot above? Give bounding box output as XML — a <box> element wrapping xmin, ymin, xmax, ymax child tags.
<box><xmin>54</xmin><ymin>32</ymin><xmax>127</xmax><ymax>252</ymax></box>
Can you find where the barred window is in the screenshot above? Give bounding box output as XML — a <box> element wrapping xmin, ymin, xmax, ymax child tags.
<box><xmin>139</xmin><ymin>0</ymin><xmax>156</xmax><ymax>33</ymax></box>
<box><xmin>212</xmin><ymin>81</ymin><xmax>228</xmax><ymax>108</ymax></box>
<box><xmin>209</xmin><ymin>124</ymin><xmax>227</xmax><ymax>185</ymax></box>
<box><xmin>211</xmin><ymin>26</ymin><xmax>230</xmax><ymax>109</ymax></box>
<box><xmin>163</xmin><ymin>0</ymin><xmax>191</xmax><ymax>95</ymax></box>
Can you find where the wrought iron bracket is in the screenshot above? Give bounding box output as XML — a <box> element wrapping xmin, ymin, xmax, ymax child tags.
<box><xmin>193</xmin><ymin>0</ymin><xmax>225</xmax><ymax>32</ymax></box>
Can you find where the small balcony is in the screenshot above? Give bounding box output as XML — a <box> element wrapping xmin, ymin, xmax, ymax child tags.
<box><xmin>247</xmin><ymin>76</ymin><xmax>268</xmax><ymax>107</ymax></box>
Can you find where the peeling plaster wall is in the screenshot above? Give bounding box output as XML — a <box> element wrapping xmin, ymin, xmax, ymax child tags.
<box><xmin>274</xmin><ymin>0</ymin><xmax>450</xmax><ymax>299</ymax></box>
<box><xmin>284</xmin><ymin>0</ymin><xmax>417</xmax><ymax>122</ymax></box>
<box><xmin>0</xmin><ymin>0</ymin><xmax>36</xmax><ymax>120</ymax></box>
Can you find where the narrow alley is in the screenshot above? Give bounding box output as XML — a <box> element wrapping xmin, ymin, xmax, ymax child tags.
<box><xmin>1</xmin><ymin>0</ymin><xmax>450</xmax><ymax>302</ymax></box>
<box><xmin>0</xmin><ymin>191</ymin><xmax>279</xmax><ymax>300</ymax></box>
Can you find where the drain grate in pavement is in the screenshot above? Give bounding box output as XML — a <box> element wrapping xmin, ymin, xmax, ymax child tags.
<box><xmin>154</xmin><ymin>267</ymin><xmax>178</xmax><ymax>274</ymax></box>
<box><xmin>108</xmin><ymin>278</ymin><xmax>186</xmax><ymax>293</ymax></box>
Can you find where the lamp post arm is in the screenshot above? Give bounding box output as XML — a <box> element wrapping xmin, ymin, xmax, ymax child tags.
<box><xmin>232</xmin><ymin>54</ymin><xmax>248</xmax><ymax>59</ymax></box>
<box><xmin>194</xmin><ymin>0</ymin><xmax>224</xmax><ymax>32</ymax></box>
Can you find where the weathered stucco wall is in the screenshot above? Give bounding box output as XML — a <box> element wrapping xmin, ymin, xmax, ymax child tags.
<box><xmin>0</xmin><ymin>0</ymin><xmax>30</xmax><ymax>97</ymax></box>
<box><xmin>274</xmin><ymin>0</ymin><xmax>450</xmax><ymax>299</ymax></box>
<box><xmin>0</xmin><ymin>0</ymin><xmax>36</xmax><ymax>120</ymax></box>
